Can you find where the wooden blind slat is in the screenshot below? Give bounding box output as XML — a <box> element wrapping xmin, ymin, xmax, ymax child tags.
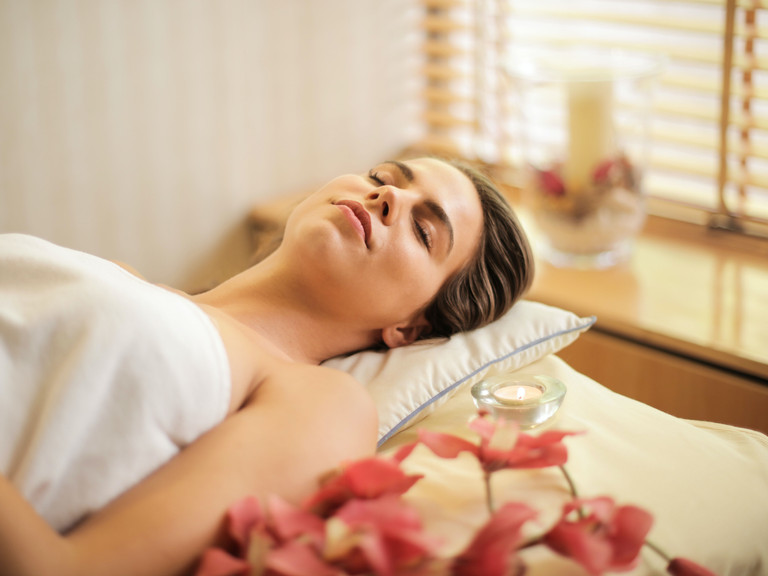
<box><xmin>423</xmin><ymin>15</ymin><xmax>469</xmax><ymax>34</ymax></box>
<box><xmin>423</xmin><ymin>110</ymin><xmax>474</xmax><ymax>127</ymax></box>
<box><xmin>651</xmin><ymin>154</ymin><xmax>719</xmax><ymax>179</ymax></box>
<box><xmin>423</xmin><ymin>40</ymin><xmax>468</xmax><ymax>58</ymax></box>
<box><xmin>511</xmin><ymin>6</ymin><xmax>724</xmax><ymax>35</ymax></box>
<box><xmin>506</xmin><ymin>34</ymin><xmax>723</xmax><ymax>65</ymax></box>
<box><xmin>423</xmin><ymin>0</ymin><xmax>464</xmax><ymax>9</ymax></box>
<box><xmin>423</xmin><ymin>87</ymin><xmax>471</xmax><ymax>104</ymax></box>
<box><xmin>422</xmin><ymin>64</ymin><xmax>468</xmax><ymax>80</ymax></box>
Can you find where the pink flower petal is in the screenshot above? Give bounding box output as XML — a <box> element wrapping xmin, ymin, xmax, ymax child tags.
<box><xmin>610</xmin><ymin>505</ymin><xmax>654</xmax><ymax>564</ymax></box>
<box><xmin>266</xmin><ymin>540</ymin><xmax>340</xmax><ymax>576</ymax></box>
<box><xmin>452</xmin><ymin>502</ymin><xmax>536</xmax><ymax>576</ymax></box>
<box><xmin>226</xmin><ymin>497</ymin><xmax>264</xmax><ymax>550</ymax></box>
<box><xmin>303</xmin><ymin>457</ymin><xmax>421</xmax><ymax>517</ymax></box>
<box><xmin>334</xmin><ymin>496</ymin><xmax>440</xmax><ymax>573</ymax></box>
<box><xmin>392</xmin><ymin>441</ymin><xmax>419</xmax><ymax>463</ymax></box>
<box><xmin>667</xmin><ymin>558</ymin><xmax>719</xmax><ymax>576</ymax></box>
<box><xmin>545</xmin><ymin>519</ymin><xmax>613</xmax><ymax>575</ymax></box>
<box><xmin>266</xmin><ymin>495</ymin><xmax>325</xmax><ymax>547</ymax></box>
<box><xmin>194</xmin><ymin>548</ymin><xmax>250</xmax><ymax>576</ymax></box>
<box><xmin>537</xmin><ymin>168</ymin><xmax>566</xmax><ymax>196</ymax></box>
<box><xmin>351</xmin><ymin>529</ymin><xmax>393</xmax><ymax>576</ymax></box>
<box><xmin>345</xmin><ymin>458</ymin><xmax>422</xmax><ymax>498</ymax></box>
<box><xmin>503</xmin><ymin>430</ymin><xmax>576</xmax><ymax>469</ymax></box>
<box><xmin>462</xmin><ymin>413</ymin><xmax>579</xmax><ymax>473</ymax></box>
<box><xmin>468</xmin><ymin>414</ymin><xmax>507</xmax><ymax>442</ymax></box>
<box><xmin>593</xmin><ymin>159</ymin><xmax>614</xmax><ymax>183</ymax></box>
<box><xmin>417</xmin><ymin>429</ymin><xmax>480</xmax><ymax>460</ymax></box>
<box><xmin>337</xmin><ymin>496</ymin><xmax>424</xmax><ymax>533</ymax></box>
<box><xmin>544</xmin><ymin>497</ymin><xmax>653</xmax><ymax>575</ymax></box>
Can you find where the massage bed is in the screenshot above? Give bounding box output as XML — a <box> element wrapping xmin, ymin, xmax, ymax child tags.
<box><xmin>321</xmin><ymin>300</ymin><xmax>768</xmax><ymax>575</ymax></box>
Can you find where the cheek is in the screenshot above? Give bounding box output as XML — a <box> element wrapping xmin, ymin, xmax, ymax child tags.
<box><xmin>377</xmin><ymin>250</ymin><xmax>444</xmax><ymax>307</ymax></box>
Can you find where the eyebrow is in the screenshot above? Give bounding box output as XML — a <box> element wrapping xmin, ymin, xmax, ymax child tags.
<box><xmin>384</xmin><ymin>160</ymin><xmax>414</xmax><ymax>183</ymax></box>
<box><xmin>384</xmin><ymin>160</ymin><xmax>454</xmax><ymax>253</ymax></box>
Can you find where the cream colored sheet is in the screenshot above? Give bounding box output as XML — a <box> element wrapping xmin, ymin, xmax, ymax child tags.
<box><xmin>380</xmin><ymin>354</ymin><xmax>768</xmax><ymax>576</ymax></box>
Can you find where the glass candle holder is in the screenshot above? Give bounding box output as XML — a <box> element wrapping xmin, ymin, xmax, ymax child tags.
<box><xmin>506</xmin><ymin>46</ymin><xmax>663</xmax><ymax>268</ymax></box>
<box><xmin>471</xmin><ymin>373</ymin><xmax>566</xmax><ymax>429</ymax></box>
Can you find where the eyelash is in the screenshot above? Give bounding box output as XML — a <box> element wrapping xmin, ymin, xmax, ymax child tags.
<box><xmin>368</xmin><ymin>169</ymin><xmax>385</xmax><ymax>186</ymax></box>
<box><xmin>368</xmin><ymin>167</ymin><xmax>432</xmax><ymax>251</ymax></box>
<box><xmin>414</xmin><ymin>219</ymin><xmax>432</xmax><ymax>250</ymax></box>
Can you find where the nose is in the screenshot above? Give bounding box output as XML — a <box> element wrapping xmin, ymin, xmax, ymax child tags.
<box><xmin>365</xmin><ymin>185</ymin><xmax>403</xmax><ymax>226</ymax></box>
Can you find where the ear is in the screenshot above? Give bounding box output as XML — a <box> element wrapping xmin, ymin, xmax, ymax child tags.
<box><xmin>381</xmin><ymin>314</ymin><xmax>432</xmax><ymax>349</ymax></box>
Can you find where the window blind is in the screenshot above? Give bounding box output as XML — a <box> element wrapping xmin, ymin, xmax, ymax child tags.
<box><xmin>418</xmin><ymin>0</ymin><xmax>768</xmax><ymax>238</ymax></box>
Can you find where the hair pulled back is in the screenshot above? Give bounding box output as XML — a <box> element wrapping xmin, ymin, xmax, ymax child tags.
<box><xmin>420</xmin><ymin>159</ymin><xmax>534</xmax><ymax>340</ymax></box>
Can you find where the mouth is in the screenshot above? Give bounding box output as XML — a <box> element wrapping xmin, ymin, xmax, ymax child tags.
<box><xmin>334</xmin><ymin>200</ymin><xmax>372</xmax><ymax>247</ymax></box>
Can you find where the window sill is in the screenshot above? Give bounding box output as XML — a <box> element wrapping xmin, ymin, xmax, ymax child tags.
<box><xmin>525</xmin><ymin>213</ymin><xmax>768</xmax><ymax>382</ymax></box>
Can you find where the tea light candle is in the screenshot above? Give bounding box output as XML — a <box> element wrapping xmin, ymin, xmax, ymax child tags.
<box><xmin>493</xmin><ymin>384</ymin><xmax>543</xmax><ymax>405</ymax></box>
<box><xmin>471</xmin><ymin>374</ymin><xmax>566</xmax><ymax>429</ymax></box>
<box><xmin>565</xmin><ymin>80</ymin><xmax>614</xmax><ymax>195</ymax></box>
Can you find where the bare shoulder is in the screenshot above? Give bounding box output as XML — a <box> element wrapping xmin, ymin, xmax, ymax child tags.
<box><xmin>249</xmin><ymin>362</ymin><xmax>378</xmax><ymax>434</ymax></box>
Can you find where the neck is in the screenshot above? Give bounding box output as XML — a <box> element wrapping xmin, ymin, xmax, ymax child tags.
<box><xmin>191</xmin><ymin>254</ymin><xmax>379</xmax><ymax>365</ymax></box>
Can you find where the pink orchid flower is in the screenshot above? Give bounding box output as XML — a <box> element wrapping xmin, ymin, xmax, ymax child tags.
<box><xmin>304</xmin><ymin>455</ymin><xmax>423</xmax><ymax>518</ymax></box>
<box><xmin>416</xmin><ymin>413</ymin><xmax>575</xmax><ymax>474</ymax></box>
<box><xmin>592</xmin><ymin>158</ymin><xmax>615</xmax><ymax>184</ymax></box>
<box><xmin>543</xmin><ymin>496</ymin><xmax>653</xmax><ymax>575</ymax></box>
<box><xmin>195</xmin><ymin>497</ymin><xmax>264</xmax><ymax>576</ymax></box>
<box><xmin>226</xmin><ymin>496</ymin><xmax>265</xmax><ymax>550</ymax></box>
<box><xmin>195</xmin><ymin>548</ymin><xmax>250</xmax><ymax>576</ymax></box>
<box><xmin>667</xmin><ymin>557</ymin><xmax>718</xmax><ymax>576</ymax></box>
<box><xmin>195</xmin><ymin>494</ymin><xmax>331</xmax><ymax>576</ymax></box>
<box><xmin>450</xmin><ymin>502</ymin><xmax>537</xmax><ymax>576</ymax></box>
<box><xmin>261</xmin><ymin>539</ymin><xmax>340</xmax><ymax>576</ymax></box>
<box><xmin>535</xmin><ymin>167</ymin><xmax>566</xmax><ymax>197</ymax></box>
<box><xmin>326</xmin><ymin>494</ymin><xmax>441</xmax><ymax>576</ymax></box>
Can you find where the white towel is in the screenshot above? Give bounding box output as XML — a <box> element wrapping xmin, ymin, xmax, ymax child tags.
<box><xmin>0</xmin><ymin>234</ymin><xmax>230</xmax><ymax>531</ymax></box>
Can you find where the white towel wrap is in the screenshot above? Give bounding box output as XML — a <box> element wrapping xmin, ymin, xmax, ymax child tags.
<box><xmin>0</xmin><ymin>234</ymin><xmax>230</xmax><ymax>531</ymax></box>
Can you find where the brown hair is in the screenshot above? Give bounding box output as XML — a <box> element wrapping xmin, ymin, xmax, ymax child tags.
<box><xmin>419</xmin><ymin>159</ymin><xmax>534</xmax><ymax>339</ymax></box>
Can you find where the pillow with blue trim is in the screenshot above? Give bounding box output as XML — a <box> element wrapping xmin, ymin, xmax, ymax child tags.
<box><xmin>323</xmin><ymin>300</ymin><xmax>595</xmax><ymax>445</ymax></box>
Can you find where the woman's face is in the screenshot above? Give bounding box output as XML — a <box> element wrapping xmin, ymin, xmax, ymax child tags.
<box><xmin>282</xmin><ymin>157</ymin><xmax>483</xmax><ymax>345</ymax></box>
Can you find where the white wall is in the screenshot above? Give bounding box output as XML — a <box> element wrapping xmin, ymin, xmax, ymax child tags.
<box><xmin>0</xmin><ymin>0</ymin><xmax>422</xmax><ymax>289</ymax></box>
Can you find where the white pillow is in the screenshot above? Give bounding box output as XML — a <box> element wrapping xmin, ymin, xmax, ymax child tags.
<box><xmin>323</xmin><ymin>300</ymin><xmax>595</xmax><ymax>444</ymax></box>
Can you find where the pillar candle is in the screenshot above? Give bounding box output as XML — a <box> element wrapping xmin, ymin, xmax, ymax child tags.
<box><xmin>565</xmin><ymin>80</ymin><xmax>614</xmax><ymax>195</ymax></box>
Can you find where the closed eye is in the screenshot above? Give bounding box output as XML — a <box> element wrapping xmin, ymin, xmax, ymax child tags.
<box><xmin>368</xmin><ymin>169</ymin><xmax>385</xmax><ymax>186</ymax></box>
<box><xmin>414</xmin><ymin>218</ymin><xmax>433</xmax><ymax>251</ymax></box>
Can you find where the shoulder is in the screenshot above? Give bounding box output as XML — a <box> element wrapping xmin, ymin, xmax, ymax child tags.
<box><xmin>241</xmin><ymin>361</ymin><xmax>378</xmax><ymax>449</ymax></box>
<box><xmin>257</xmin><ymin>363</ymin><xmax>377</xmax><ymax>422</ymax></box>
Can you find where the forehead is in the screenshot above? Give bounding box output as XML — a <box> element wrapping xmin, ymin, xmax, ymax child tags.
<box><xmin>406</xmin><ymin>157</ymin><xmax>480</xmax><ymax>215</ymax></box>
<box><xmin>406</xmin><ymin>157</ymin><xmax>483</xmax><ymax>257</ymax></box>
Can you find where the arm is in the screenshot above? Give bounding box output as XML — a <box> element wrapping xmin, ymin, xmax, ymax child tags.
<box><xmin>0</xmin><ymin>476</ymin><xmax>77</xmax><ymax>575</ymax></box>
<box><xmin>0</xmin><ymin>366</ymin><xmax>377</xmax><ymax>576</ymax></box>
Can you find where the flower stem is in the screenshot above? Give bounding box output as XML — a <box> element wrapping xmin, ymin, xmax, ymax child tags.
<box><xmin>644</xmin><ymin>539</ymin><xmax>671</xmax><ymax>563</ymax></box>
<box><xmin>483</xmin><ymin>471</ymin><xmax>495</xmax><ymax>515</ymax></box>
<box><xmin>558</xmin><ymin>465</ymin><xmax>579</xmax><ymax>499</ymax></box>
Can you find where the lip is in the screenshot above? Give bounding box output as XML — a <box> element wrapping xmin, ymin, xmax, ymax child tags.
<box><xmin>334</xmin><ymin>200</ymin><xmax>372</xmax><ymax>247</ymax></box>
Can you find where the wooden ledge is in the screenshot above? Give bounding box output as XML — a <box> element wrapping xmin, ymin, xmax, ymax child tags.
<box><xmin>526</xmin><ymin>213</ymin><xmax>768</xmax><ymax>382</ymax></box>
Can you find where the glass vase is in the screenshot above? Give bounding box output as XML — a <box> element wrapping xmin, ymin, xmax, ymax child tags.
<box><xmin>506</xmin><ymin>47</ymin><xmax>663</xmax><ymax>268</ymax></box>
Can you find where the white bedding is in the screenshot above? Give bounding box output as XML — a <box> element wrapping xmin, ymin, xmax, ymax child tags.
<box><xmin>379</xmin><ymin>354</ymin><xmax>768</xmax><ymax>576</ymax></box>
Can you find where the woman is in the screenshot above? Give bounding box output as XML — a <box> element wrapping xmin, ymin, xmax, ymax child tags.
<box><xmin>0</xmin><ymin>156</ymin><xmax>533</xmax><ymax>576</ymax></box>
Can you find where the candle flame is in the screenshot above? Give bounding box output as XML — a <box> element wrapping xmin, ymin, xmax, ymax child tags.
<box><xmin>516</xmin><ymin>386</ymin><xmax>526</xmax><ymax>401</ymax></box>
